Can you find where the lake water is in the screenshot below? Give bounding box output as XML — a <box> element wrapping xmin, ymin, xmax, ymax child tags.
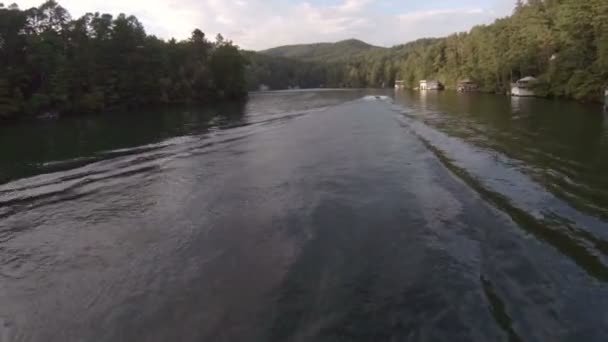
<box><xmin>1</xmin><ymin>90</ymin><xmax>607</xmax><ymax>341</ymax></box>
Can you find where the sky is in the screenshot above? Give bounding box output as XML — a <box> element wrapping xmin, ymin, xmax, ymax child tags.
<box><xmin>15</xmin><ymin>0</ymin><xmax>516</xmax><ymax>50</ymax></box>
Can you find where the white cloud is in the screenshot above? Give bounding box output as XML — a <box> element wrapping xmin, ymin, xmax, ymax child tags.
<box><xmin>15</xmin><ymin>0</ymin><xmax>203</xmax><ymax>40</ymax></box>
<box><xmin>391</xmin><ymin>7</ymin><xmax>497</xmax><ymax>45</ymax></box>
<box><xmin>397</xmin><ymin>8</ymin><xmax>485</xmax><ymax>22</ymax></box>
<box><xmin>13</xmin><ymin>0</ymin><xmax>511</xmax><ymax>50</ymax></box>
<box><xmin>337</xmin><ymin>0</ymin><xmax>374</xmax><ymax>13</ymax></box>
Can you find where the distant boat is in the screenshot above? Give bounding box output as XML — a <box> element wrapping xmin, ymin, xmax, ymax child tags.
<box><xmin>364</xmin><ymin>95</ymin><xmax>389</xmax><ymax>101</ymax></box>
<box><xmin>511</xmin><ymin>76</ymin><xmax>537</xmax><ymax>97</ymax></box>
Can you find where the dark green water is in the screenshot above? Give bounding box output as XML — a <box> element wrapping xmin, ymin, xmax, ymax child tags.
<box><xmin>1</xmin><ymin>89</ymin><xmax>607</xmax><ymax>341</ymax></box>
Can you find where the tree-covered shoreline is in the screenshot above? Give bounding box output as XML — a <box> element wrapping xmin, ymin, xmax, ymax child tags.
<box><xmin>0</xmin><ymin>1</ymin><xmax>247</xmax><ymax>121</ymax></box>
<box><xmin>2</xmin><ymin>0</ymin><xmax>606</xmax><ymax>123</ymax></box>
<box><xmin>249</xmin><ymin>0</ymin><xmax>607</xmax><ymax>102</ymax></box>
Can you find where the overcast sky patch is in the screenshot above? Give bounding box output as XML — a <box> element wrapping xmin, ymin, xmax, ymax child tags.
<box><xmin>15</xmin><ymin>0</ymin><xmax>515</xmax><ymax>50</ymax></box>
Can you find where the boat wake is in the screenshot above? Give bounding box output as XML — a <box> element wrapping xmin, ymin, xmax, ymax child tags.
<box><xmin>393</xmin><ymin>105</ymin><xmax>608</xmax><ymax>281</ymax></box>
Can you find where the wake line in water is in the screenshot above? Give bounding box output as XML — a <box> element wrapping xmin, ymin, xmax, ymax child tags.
<box><xmin>394</xmin><ymin>109</ymin><xmax>608</xmax><ymax>281</ymax></box>
<box><xmin>409</xmin><ymin>106</ymin><xmax>608</xmax><ymax>220</ymax></box>
<box><xmin>0</xmin><ymin>107</ymin><xmax>326</xmax><ymax>224</ymax></box>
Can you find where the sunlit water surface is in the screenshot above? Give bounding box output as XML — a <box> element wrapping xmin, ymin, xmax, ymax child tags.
<box><xmin>1</xmin><ymin>89</ymin><xmax>607</xmax><ymax>341</ymax></box>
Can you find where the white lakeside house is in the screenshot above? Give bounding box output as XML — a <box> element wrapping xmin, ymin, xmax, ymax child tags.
<box><xmin>419</xmin><ymin>80</ymin><xmax>443</xmax><ymax>91</ymax></box>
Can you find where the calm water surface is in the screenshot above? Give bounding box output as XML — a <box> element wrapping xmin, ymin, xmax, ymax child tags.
<box><xmin>1</xmin><ymin>90</ymin><xmax>607</xmax><ymax>341</ymax></box>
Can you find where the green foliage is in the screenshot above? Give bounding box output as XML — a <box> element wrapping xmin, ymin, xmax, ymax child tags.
<box><xmin>252</xmin><ymin>0</ymin><xmax>607</xmax><ymax>102</ymax></box>
<box><xmin>2</xmin><ymin>0</ymin><xmax>605</xmax><ymax>121</ymax></box>
<box><xmin>260</xmin><ymin>39</ymin><xmax>381</xmax><ymax>63</ymax></box>
<box><xmin>79</xmin><ymin>89</ymin><xmax>105</xmax><ymax>112</ymax></box>
<box><xmin>244</xmin><ymin>51</ymin><xmax>327</xmax><ymax>90</ymax></box>
<box><xmin>211</xmin><ymin>42</ymin><xmax>247</xmax><ymax>99</ymax></box>
<box><xmin>25</xmin><ymin>93</ymin><xmax>51</xmax><ymax>115</ymax></box>
<box><xmin>0</xmin><ymin>0</ymin><xmax>247</xmax><ymax>120</ymax></box>
<box><xmin>0</xmin><ymin>79</ymin><xmax>20</xmax><ymax>117</ymax></box>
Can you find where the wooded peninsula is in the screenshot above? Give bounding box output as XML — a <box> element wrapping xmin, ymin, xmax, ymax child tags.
<box><xmin>1</xmin><ymin>0</ymin><xmax>606</xmax><ymax>120</ymax></box>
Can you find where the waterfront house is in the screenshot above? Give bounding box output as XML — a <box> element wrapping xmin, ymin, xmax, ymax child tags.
<box><xmin>394</xmin><ymin>80</ymin><xmax>405</xmax><ymax>90</ymax></box>
<box><xmin>420</xmin><ymin>80</ymin><xmax>443</xmax><ymax>91</ymax></box>
<box><xmin>511</xmin><ymin>76</ymin><xmax>537</xmax><ymax>97</ymax></box>
<box><xmin>258</xmin><ymin>84</ymin><xmax>270</xmax><ymax>91</ymax></box>
<box><xmin>604</xmin><ymin>88</ymin><xmax>608</xmax><ymax>111</ymax></box>
<box><xmin>457</xmin><ymin>79</ymin><xmax>478</xmax><ymax>92</ymax></box>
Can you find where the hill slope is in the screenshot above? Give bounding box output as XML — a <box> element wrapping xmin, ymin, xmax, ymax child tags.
<box><xmin>259</xmin><ymin>39</ymin><xmax>384</xmax><ymax>63</ymax></box>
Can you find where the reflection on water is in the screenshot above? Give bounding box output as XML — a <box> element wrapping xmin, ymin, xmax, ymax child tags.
<box><xmin>393</xmin><ymin>91</ymin><xmax>608</xmax><ymax>219</ymax></box>
<box><xmin>1</xmin><ymin>89</ymin><xmax>608</xmax><ymax>341</ymax></box>
<box><xmin>510</xmin><ymin>96</ymin><xmax>524</xmax><ymax>114</ymax></box>
<box><xmin>0</xmin><ymin>103</ymin><xmax>249</xmax><ymax>184</ymax></box>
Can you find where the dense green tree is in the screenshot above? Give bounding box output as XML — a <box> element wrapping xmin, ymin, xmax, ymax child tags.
<box><xmin>0</xmin><ymin>0</ymin><xmax>247</xmax><ymax>120</ymax></box>
<box><xmin>211</xmin><ymin>39</ymin><xmax>247</xmax><ymax>99</ymax></box>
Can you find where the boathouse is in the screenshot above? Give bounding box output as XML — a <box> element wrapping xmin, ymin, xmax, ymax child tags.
<box><xmin>420</xmin><ymin>80</ymin><xmax>443</xmax><ymax>91</ymax></box>
<box><xmin>457</xmin><ymin>79</ymin><xmax>478</xmax><ymax>92</ymax></box>
<box><xmin>394</xmin><ymin>80</ymin><xmax>405</xmax><ymax>90</ymax></box>
<box><xmin>511</xmin><ymin>76</ymin><xmax>537</xmax><ymax>97</ymax></box>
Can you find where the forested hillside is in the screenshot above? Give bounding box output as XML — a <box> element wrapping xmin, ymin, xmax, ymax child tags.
<box><xmin>244</xmin><ymin>52</ymin><xmax>327</xmax><ymax>90</ymax></box>
<box><xmin>260</xmin><ymin>39</ymin><xmax>382</xmax><ymax>63</ymax></box>
<box><xmin>2</xmin><ymin>0</ymin><xmax>606</xmax><ymax>121</ymax></box>
<box><xmin>249</xmin><ymin>0</ymin><xmax>608</xmax><ymax>101</ymax></box>
<box><xmin>395</xmin><ymin>0</ymin><xmax>608</xmax><ymax>100</ymax></box>
<box><xmin>0</xmin><ymin>0</ymin><xmax>247</xmax><ymax>120</ymax></box>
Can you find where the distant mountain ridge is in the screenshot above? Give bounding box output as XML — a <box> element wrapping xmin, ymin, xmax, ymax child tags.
<box><xmin>259</xmin><ymin>39</ymin><xmax>385</xmax><ymax>63</ymax></box>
